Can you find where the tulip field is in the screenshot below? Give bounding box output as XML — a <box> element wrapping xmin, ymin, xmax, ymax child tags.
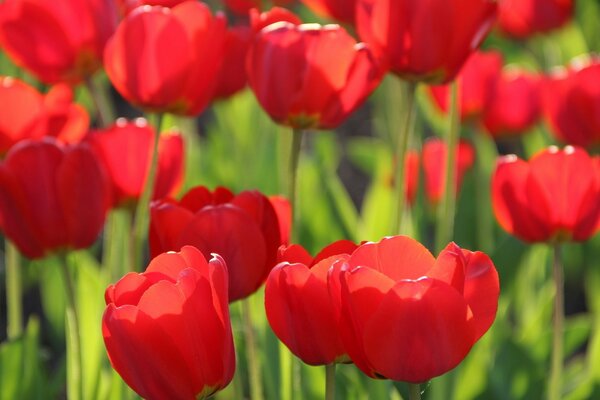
<box><xmin>2</xmin><ymin>0</ymin><xmax>600</xmax><ymax>399</ymax></box>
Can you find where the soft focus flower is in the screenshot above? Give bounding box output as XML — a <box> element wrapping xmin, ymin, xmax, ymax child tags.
<box><xmin>250</xmin><ymin>7</ymin><xmax>302</xmax><ymax>32</ymax></box>
<box><xmin>224</xmin><ymin>0</ymin><xmax>294</xmax><ymax>16</ymax></box>
<box><xmin>492</xmin><ymin>146</ymin><xmax>600</xmax><ymax>243</ymax></box>
<box><xmin>356</xmin><ymin>0</ymin><xmax>497</xmax><ymax>83</ymax></box>
<box><xmin>429</xmin><ymin>50</ymin><xmax>503</xmax><ymax>121</ymax></box>
<box><xmin>423</xmin><ymin>138</ymin><xmax>475</xmax><ymax>206</ymax></box>
<box><xmin>542</xmin><ymin>59</ymin><xmax>600</xmax><ymax>147</ymax></box>
<box><xmin>497</xmin><ymin>0</ymin><xmax>573</xmax><ymax>39</ymax></box>
<box><xmin>0</xmin><ymin>0</ymin><xmax>118</xmax><ymax>84</ymax></box>
<box><xmin>301</xmin><ymin>0</ymin><xmax>356</xmax><ymax>25</ymax></box>
<box><xmin>117</xmin><ymin>0</ymin><xmax>187</xmax><ymax>15</ymax></box>
<box><xmin>104</xmin><ymin>1</ymin><xmax>226</xmax><ymax>115</ymax></box>
<box><xmin>389</xmin><ymin>150</ymin><xmax>420</xmax><ymax>206</ymax></box>
<box><xmin>334</xmin><ymin>235</ymin><xmax>499</xmax><ymax>383</ymax></box>
<box><xmin>88</xmin><ymin>119</ymin><xmax>184</xmax><ymax>209</ymax></box>
<box><xmin>212</xmin><ymin>26</ymin><xmax>253</xmax><ymax>100</ymax></box>
<box><xmin>0</xmin><ymin>77</ymin><xmax>89</xmax><ymax>154</ymax></box>
<box><xmin>247</xmin><ymin>22</ymin><xmax>384</xmax><ymax>129</ymax></box>
<box><xmin>103</xmin><ymin>246</ymin><xmax>235</xmax><ymax>400</ymax></box>
<box><xmin>0</xmin><ymin>138</ymin><xmax>110</xmax><ymax>259</ymax></box>
<box><xmin>150</xmin><ymin>186</ymin><xmax>289</xmax><ymax>301</ymax></box>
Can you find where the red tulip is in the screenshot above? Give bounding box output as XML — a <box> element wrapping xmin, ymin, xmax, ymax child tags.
<box><xmin>103</xmin><ymin>246</ymin><xmax>235</xmax><ymax>400</ymax></box>
<box><xmin>542</xmin><ymin>59</ymin><xmax>600</xmax><ymax>147</ymax></box>
<box><xmin>0</xmin><ymin>138</ymin><xmax>110</xmax><ymax>259</ymax></box>
<box><xmin>333</xmin><ymin>235</ymin><xmax>499</xmax><ymax>383</ymax></box>
<box><xmin>497</xmin><ymin>0</ymin><xmax>573</xmax><ymax>39</ymax></box>
<box><xmin>429</xmin><ymin>50</ymin><xmax>503</xmax><ymax>121</ymax></box>
<box><xmin>250</xmin><ymin>7</ymin><xmax>302</xmax><ymax>33</ymax></box>
<box><xmin>88</xmin><ymin>119</ymin><xmax>184</xmax><ymax>209</ymax></box>
<box><xmin>212</xmin><ymin>26</ymin><xmax>253</xmax><ymax>100</ymax></box>
<box><xmin>301</xmin><ymin>0</ymin><xmax>356</xmax><ymax>25</ymax></box>
<box><xmin>150</xmin><ymin>186</ymin><xmax>289</xmax><ymax>301</ymax></box>
<box><xmin>492</xmin><ymin>146</ymin><xmax>600</xmax><ymax>243</ymax></box>
<box><xmin>104</xmin><ymin>1</ymin><xmax>226</xmax><ymax>115</ymax></box>
<box><xmin>269</xmin><ymin>195</ymin><xmax>292</xmax><ymax>246</ymax></box>
<box><xmin>0</xmin><ymin>77</ymin><xmax>89</xmax><ymax>154</ymax></box>
<box><xmin>247</xmin><ymin>22</ymin><xmax>384</xmax><ymax>129</ymax></box>
<box><xmin>0</xmin><ymin>0</ymin><xmax>118</xmax><ymax>84</ymax></box>
<box><xmin>356</xmin><ymin>0</ymin><xmax>497</xmax><ymax>84</ymax></box>
<box><xmin>224</xmin><ymin>0</ymin><xmax>294</xmax><ymax>16</ymax></box>
<box><xmin>423</xmin><ymin>138</ymin><xmax>475</xmax><ymax>206</ymax></box>
<box><xmin>117</xmin><ymin>0</ymin><xmax>187</xmax><ymax>16</ymax></box>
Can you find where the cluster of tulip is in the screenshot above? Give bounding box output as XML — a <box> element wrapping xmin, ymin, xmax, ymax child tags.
<box><xmin>1</xmin><ymin>0</ymin><xmax>599</xmax><ymax>399</ymax></box>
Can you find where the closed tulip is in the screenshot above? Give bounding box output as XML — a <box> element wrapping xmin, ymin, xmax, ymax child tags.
<box><xmin>497</xmin><ymin>0</ymin><xmax>573</xmax><ymax>39</ymax></box>
<box><xmin>247</xmin><ymin>22</ymin><xmax>383</xmax><ymax>129</ymax></box>
<box><xmin>301</xmin><ymin>0</ymin><xmax>356</xmax><ymax>25</ymax></box>
<box><xmin>104</xmin><ymin>1</ymin><xmax>226</xmax><ymax>115</ymax></box>
<box><xmin>492</xmin><ymin>146</ymin><xmax>600</xmax><ymax>243</ymax></box>
<box><xmin>356</xmin><ymin>0</ymin><xmax>497</xmax><ymax>84</ymax></box>
<box><xmin>150</xmin><ymin>186</ymin><xmax>288</xmax><ymax>301</ymax></box>
<box><xmin>103</xmin><ymin>246</ymin><xmax>235</xmax><ymax>400</ymax></box>
<box><xmin>0</xmin><ymin>0</ymin><xmax>118</xmax><ymax>84</ymax></box>
<box><xmin>0</xmin><ymin>139</ymin><xmax>110</xmax><ymax>259</ymax></box>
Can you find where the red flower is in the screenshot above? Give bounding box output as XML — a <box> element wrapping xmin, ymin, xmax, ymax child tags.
<box><xmin>0</xmin><ymin>77</ymin><xmax>89</xmax><ymax>154</ymax></box>
<box><xmin>250</xmin><ymin>7</ymin><xmax>302</xmax><ymax>33</ymax></box>
<box><xmin>0</xmin><ymin>138</ymin><xmax>110</xmax><ymax>259</ymax></box>
<box><xmin>483</xmin><ymin>69</ymin><xmax>541</xmax><ymax>138</ymax></box>
<box><xmin>116</xmin><ymin>0</ymin><xmax>188</xmax><ymax>16</ymax></box>
<box><xmin>247</xmin><ymin>22</ymin><xmax>384</xmax><ymax>129</ymax></box>
<box><xmin>0</xmin><ymin>0</ymin><xmax>118</xmax><ymax>84</ymax></box>
<box><xmin>88</xmin><ymin>119</ymin><xmax>184</xmax><ymax>209</ymax></box>
<box><xmin>422</xmin><ymin>138</ymin><xmax>475</xmax><ymax>206</ymax></box>
<box><xmin>224</xmin><ymin>0</ymin><xmax>294</xmax><ymax>16</ymax></box>
<box><xmin>212</xmin><ymin>26</ymin><xmax>253</xmax><ymax>100</ymax></box>
<box><xmin>104</xmin><ymin>1</ymin><xmax>226</xmax><ymax>115</ymax></box>
<box><xmin>429</xmin><ymin>50</ymin><xmax>503</xmax><ymax>121</ymax></box>
<box><xmin>150</xmin><ymin>186</ymin><xmax>289</xmax><ymax>301</ymax></box>
<box><xmin>542</xmin><ymin>59</ymin><xmax>600</xmax><ymax>147</ymax></box>
<box><xmin>492</xmin><ymin>146</ymin><xmax>600</xmax><ymax>243</ymax></box>
<box><xmin>301</xmin><ymin>0</ymin><xmax>356</xmax><ymax>25</ymax></box>
<box><xmin>334</xmin><ymin>235</ymin><xmax>499</xmax><ymax>383</ymax></box>
<box><xmin>356</xmin><ymin>0</ymin><xmax>497</xmax><ymax>83</ymax></box>
<box><xmin>497</xmin><ymin>0</ymin><xmax>573</xmax><ymax>39</ymax></box>
<box><xmin>103</xmin><ymin>246</ymin><xmax>235</xmax><ymax>400</ymax></box>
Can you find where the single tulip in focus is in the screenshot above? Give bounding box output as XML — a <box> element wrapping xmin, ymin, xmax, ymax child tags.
<box><xmin>301</xmin><ymin>0</ymin><xmax>356</xmax><ymax>25</ymax></box>
<box><xmin>542</xmin><ymin>60</ymin><xmax>600</xmax><ymax>147</ymax></box>
<box><xmin>492</xmin><ymin>146</ymin><xmax>600</xmax><ymax>243</ymax></box>
<box><xmin>0</xmin><ymin>139</ymin><xmax>110</xmax><ymax>259</ymax></box>
<box><xmin>88</xmin><ymin>119</ymin><xmax>184</xmax><ymax>209</ymax></box>
<box><xmin>497</xmin><ymin>0</ymin><xmax>573</xmax><ymax>39</ymax></box>
<box><xmin>429</xmin><ymin>51</ymin><xmax>503</xmax><ymax>121</ymax></box>
<box><xmin>104</xmin><ymin>1</ymin><xmax>226</xmax><ymax>115</ymax></box>
<box><xmin>103</xmin><ymin>246</ymin><xmax>235</xmax><ymax>400</ymax></box>
<box><xmin>423</xmin><ymin>138</ymin><xmax>475</xmax><ymax>206</ymax></box>
<box><xmin>0</xmin><ymin>0</ymin><xmax>118</xmax><ymax>84</ymax></box>
<box><xmin>247</xmin><ymin>22</ymin><xmax>383</xmax><ymax>129</ymax></box>
<box><xmin>150</xmin><ymin>186</ymin><xmax>289</xmax><ymax>301</ymax></box>
<box><xmin>334</xmin><ymin>235</ymin><xmax>499</xmax><ymax>383</ymax></box>
<box><xmin>224</xmin><ymin>0</ymin><xmax>294</xmax><ymax>16</ymax></box>
<box><xmin>356</xmin><ymin>0</ymin><xmax>497</xmax><ymax>83</ymax></box>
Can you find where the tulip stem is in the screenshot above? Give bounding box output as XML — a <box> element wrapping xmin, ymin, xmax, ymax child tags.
<box><xmin>548</xmin><ymin>244</ymin><xmax>564</xmax><ymax>400</ymax></box>
<box><xmin>289</xmin><ymin>128</ymin><xmax>304</xmax><ymax>242</ymax></box>
<box><xmin>131</xmin><ymin>113</ymin><xmax>163</xmax><ymax>270</ymax></box>
<box><xmin>5</xmin><ymin>241</ymin><xmax>23</xmax><ymax>339</ymax></box>
<box><xmin>85</xmin><ymin>76</ymin><xmax>115</xmax><ymax>128</ymax></box>
<box><xmin>242</xmin><ymin>299</ymin><xmax>264</xmax><ymax>400</ymax></box>
<box><xmin>435</xmin><ymin>81</ymin><xmax>460</xmax><ymax>252</ymax></box>
<box><xmin>393</xmin><ymin>80</ymin><xmax>418</xmax><ymax>235</ymax></box>
<box><xmin>408</xmin><ymin>383</ymin><xmax>421</xmax><ymax>400</ymax></box>
<box><xmin>325</xmin><ymin>364</ymin><xmax>336</xmax><ymax>400</ymax></box>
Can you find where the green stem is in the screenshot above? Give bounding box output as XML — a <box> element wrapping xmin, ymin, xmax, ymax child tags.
<box><xmin>85</xmin><ymin>76</ymin><xmax>115</xmax><ymax>128</ymax></box>
<box><xmin>242</xmin><ymin>299</ymin><xmax>264</xmax><ymax>400</ymax></box>
<box><xmin>435</xmin><ymin>81</ymin><xmax>460</xmax><ymax>252</ymax></box>
<box><xmin>5</xmin><ymin>241</ymin><xmax>22</xmax><ymax>339</ymax></box>
<box><xmin>548</xmin><ymin>244</ymin><xmax>563</xmax><ymax>400</ymax></box>
<box><xmin>393</xmin><ymin>81</ymin><xmax>418</xmax><ymax>235</ymax></box>
<box><xmin>131</xmin><ymin>113</ymin><xmax>163</xmax><ymax>270</ymax></box>
<box><xmin>408</xmin><ymin>383</ymin><xmax>422</xmax><ymax>400</ymax></box>
<box><xmin>325</xmin><ymin>364</ymin><xmax>336</xmax><ymax>400</ymax></box>
<box><xmin>289</xmin><ymin>128</ymin><xmax>304</xmax><ymax>242</ymax></box>
<box><xmin>472</xmin><ymin>129</ymin><xmax>494</xmax><ymax>253</ymax></box>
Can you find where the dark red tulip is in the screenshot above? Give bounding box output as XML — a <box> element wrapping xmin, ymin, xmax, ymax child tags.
<box><xmin>497</xmin><ymin>0</ymin><xmax>573</xmax><ymax>39</ymax></box>
<box><xmin>88</xmin><ymin>119</ymin><xmax>184</xmax><ymax>209</ymax></box>
<box><xmin>542</xmin><ymin>59</ymin><xmax>600</xmax><ymax>147</ymax></box>
<box><xmin>483</xmin><ymin>69</ymin><xmax>541</xmax><ymax>137</ymax></box>
<box><xmin>0</xmin><ymin>77</ymin><xmax>89</xmax><ymax>154</ymax></box>
<box><xmin>103</xmin><ymin>246</ymin><xmax>235</xmax><ymax>400</ymax></box>
<box><xmin>492</xmin><ymin>146</ymin><xmax>600</xmax><ymax>243</ymax></box>
<box><xmin>0</xmin><ymin>0</ymin><xmax>118</xmax><ymax>84</ymax></box>
<box><xmin>422</xmin><ymin>138</ymin><xmax>475</xmax><ymax>206</ymax></box>
<box><xmin>104</xmin><ymin>1</ymin><xmax>226</xmax><ymax>115</ymax></box>
<box><xmin>334</xmin><ymin>235</ymin><xmax>499</xmax><ymax>383</ymax></box>
<box><xmin>150</xmin><ymin>186</ymin><xmax>289</xmax><ymax>301</ymax></box>
<box><xmin>0</xmin><ymin>138</ymin><xmax>110</xmax><ymax>259</ymax></box>
<box><xmin>212</xmin><ymin>26</ymin><xmax>253</xmax><ymax>100</ymax></box>
<box><xmin>429</xmin><ymin>50</ymin><xmax>503</xmax><ymax>121</ymax></box>
<box><xmin>224</xmin><ymin>0</ymin><xmax>294</xmax><ymax>16</ymax></box>
<box><xmin>301</xmin><ymin>0</ymin><xmax>356</xmax><ymax>25</ymax></box>
<box><xmin>356</xmin><ymin>0</ymin><xmax>497</xmax><ymax>84</ymax></box>
<box><xmin>247</xmin><ymin>22</ymin><xmax>384</xmax><ymax>129</ymax></box>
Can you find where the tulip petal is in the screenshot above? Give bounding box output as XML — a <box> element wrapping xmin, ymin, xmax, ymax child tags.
<box><xmin>149</xmin><ymin>200</ymin><xmax>194</xmax><ymax>258</ymax></box>
<box><xmin>427</xmin><ymin>242</ymin><xmax>466</xmax><ymax>294</ymax></box>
